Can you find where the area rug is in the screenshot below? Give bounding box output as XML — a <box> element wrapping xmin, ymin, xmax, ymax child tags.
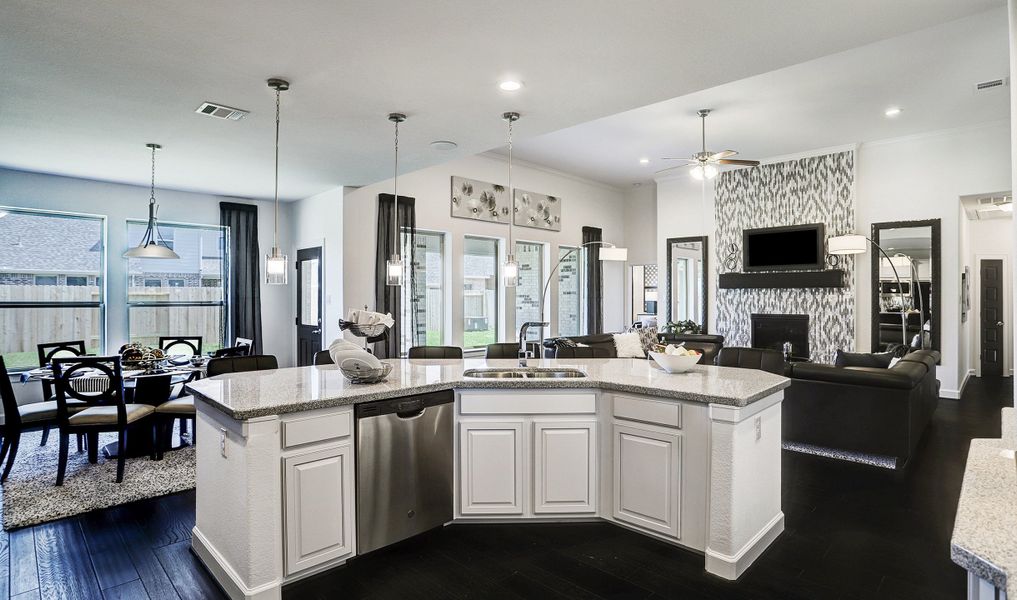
<box><xmin>782</xmin><ymin>441</ymin><xmax>897</xmax><ymax>470</ymax></box>
<box><xmin>1</xmin><ymin>424</ymin><xmax>195</xmax><ymax>530</ymax></box>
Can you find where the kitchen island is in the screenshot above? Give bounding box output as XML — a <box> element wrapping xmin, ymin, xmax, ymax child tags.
<box><xmin>186</xmin><ymin>358</ymin><xmax>790</xmax><ymax>600</ymax></box>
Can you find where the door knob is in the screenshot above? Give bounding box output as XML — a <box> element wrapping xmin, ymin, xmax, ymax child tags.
<box><xmin>312</xmin><ymin>329</ymin><xmax>321</xmax><ymax>334</ymax></box>
<box><xmin>997</xmin><ymin>321</ymin><xmax>1004</xmax><ymax>327</ymax></box>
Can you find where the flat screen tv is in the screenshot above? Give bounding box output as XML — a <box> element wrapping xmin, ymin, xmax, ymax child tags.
<box><xmin>743</xmin><ymin>223</ymin><xmax>826</xmax><ymax>272</ymax></box>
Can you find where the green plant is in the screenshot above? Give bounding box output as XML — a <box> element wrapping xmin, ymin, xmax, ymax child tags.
<box><xmin>668</xmin><ymin>320</ymin><xmax>701</xmax><ymax>335</ymax></box>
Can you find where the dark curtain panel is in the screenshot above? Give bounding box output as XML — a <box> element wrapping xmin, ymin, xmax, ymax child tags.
<box><xmin>374</xmin><ymin>194</ymin><xmax>416</xmax><ymax>358</ymax></box>
<box><xmin>220</xmin><ymin>202</ymin><xmax>263</xmax><ymax>354</ymax></box>
<box><xmin>583</xmin><ymin>226</ymin><xmax>603</xmax><ymax>334</ymax></box>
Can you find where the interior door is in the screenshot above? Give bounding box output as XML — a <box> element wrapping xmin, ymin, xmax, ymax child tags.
<box><xmin>296</xmin><ymin>247</ymin><xmax>323</xmax><ymax>367</ymax></box>
<box><xmin>980</xmin><ymin>259</ymin><xmax>1004</xmax><ymax>377</ymax></box>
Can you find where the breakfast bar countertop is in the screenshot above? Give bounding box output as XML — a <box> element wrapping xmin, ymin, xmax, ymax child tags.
<box><xmin>950</xmin><ymin>407</ymin><xmax>1017</xmax><ymax>598</ymax></box>
<box><xmin>185</xmin><ymin>357</ymin><xmax>791</xmax><ymax>420</ymax></box>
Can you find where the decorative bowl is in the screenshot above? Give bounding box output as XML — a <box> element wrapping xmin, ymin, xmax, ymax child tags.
<box><xmin>648</xmin><ymin>351</ymin><xmax>700</xmax><ymax>374</ymax></box>
<box><xmin>339</xmin><ymin>360</ymin><xmax>393</xmax><ymax>384</ymax></box>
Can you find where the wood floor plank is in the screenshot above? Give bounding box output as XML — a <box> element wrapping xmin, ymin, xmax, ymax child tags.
<box><xmin>0</xmin><ymin>528</ymin><xmax>10</xmax><ymax>600</ymax></box>
<box><xmin>12</xmin><ymin>589</ymin><xmax>42</xmax><ymax>600</ymax></box>
<box><xmin>9</xmin><ymin>527</ymin><xmax>39</xmax><ymax>597</ymax></box>
<box><xmin>34</xmin><ymin>519</ymin><xmax>103</xmax><ymax>600</ymax></box>
<box><xmin>79</xmin><ymin>510</ymin><xmax>141</xmax><ymax>590</ymax></box>
<box><xmin>102</xmin><ymin>579</ymin><xmax>150</xmax><ymax>600</ymax></box>
<box><xmin>153</xmin><ymin>541</ymin><xmax>226</xmax><ymax>600</ymax></box>
<box><xmin>108</xmin><ymin>506</ymin><xmax>180</xmax><ymax>600</ymax></box>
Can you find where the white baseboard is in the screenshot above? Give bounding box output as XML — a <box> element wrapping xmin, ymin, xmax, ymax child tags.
<box><xmin>191</xmin><ymin>527</ymin><xmax>282</xmax><ymax>600</ymax></box>
<box><xmin>704</xmin><ymin>512</ymin><xmax>784</xmax><ymax>580</ymax></box>
<box><xmin>941</xmin><ymin>370</ymin><xmax>974</xmax><ymax>400</ymax></box>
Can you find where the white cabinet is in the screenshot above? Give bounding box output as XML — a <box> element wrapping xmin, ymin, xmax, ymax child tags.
<box><xmin>459</xmin><ymin>420</ymin><xmax>525</xmax><ymax>515</ymax></box>
<box><xmin>533</xmin><ymin>420</ymin><xmax>597</xmax><ymax>514</ymax></box>
<box><xmin>283</xmin><ymin>443</ymin><xmax>355</xmax><ymax>575</ymax></box>
<box><xmin>613</xmin><ymin>422</ymin><xmax>681</xmax><ymax>538</ymax></box>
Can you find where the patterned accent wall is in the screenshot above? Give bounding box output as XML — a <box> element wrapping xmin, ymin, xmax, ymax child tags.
<box><xmin>714</xmin><ymin>151</ymin><xmax>855</xmax><ymax>363</ymax></box>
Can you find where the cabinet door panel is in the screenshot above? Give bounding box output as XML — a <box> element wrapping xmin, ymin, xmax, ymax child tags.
<box><xmin>284</xmin><ymin>444</ymin><xmax>354</xmax><ymax>575</ymax></box>
<box><xmin>533</xmin><ymin>421</ymin><xmax>597</xmax><ymax>514</ymax></box>
<box><xmin>460</xmin><ymin>421</ymin><xmax>524</xmax><ymax>515</ymax></box>
<box><xmin>613</xmin><ymin>423</ymin><xmax>681</xmax><ymax>538</ymax></box>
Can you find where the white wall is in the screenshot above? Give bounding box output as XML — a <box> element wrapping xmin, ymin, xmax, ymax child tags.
<box><xmin>290</xmin><ymin>187</ymin><xmax>344</xmax><ymax>354</ymax></box>
<box><xmin>961</xmin><ymin>216</ymin><xmax>1013</xmax><ymax>378</ymax></box>
<box><xmin>342</xmin><ymin>153</ymin><xmax>627</xmax><ymax>347</ymax></box>
<box><xmin>0</xmin><ymin>168</ymin><xmax>296</xmax><ymax>368</ymax></box>
<box><xmin>856</xmin><ymin>122</ymin><xmax>1012</xmax><ymax>397</ymax></box>
<box><xmin>623</xmin><ymin>183</ymin><xmax>658</xmax><ymax>323</ymax></box>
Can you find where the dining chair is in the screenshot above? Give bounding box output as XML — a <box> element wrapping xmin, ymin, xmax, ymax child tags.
<box><xmin>485</xmin><ymin>342</ymin><xmax>541</xmax><ymax>359</ymax></box>
<box><xmin>132</xmin><ymin>373</ymin><xmax>191</xmax><ymax>459</ymax></box>
<box><xmin>206</xmin><ymin>355</ymin><xmax>279</xmax><ymax>378</ymax></box>
<box><xmin>407</xmin><ymin>346</ymin><xmax>464</xmax><ymax>359</ymax></box>
<box><xmin>35</xmin><ymin>340</ymin><xmax>87</xmax><ymax>446</ymax></box>
<box><xmin>52</xmin><ymin>356</ymin><xmax>157</xmax><ymax>485</ymax></box>
<box><xmin>235</xmin><ymin>337</ymin><xmax>254</xmax><ymax>356</ymax></box>
<box><xmin>312</xmin><ymin>350</ymin><xmax>334</xmax><ymax>365</ymax></box>
<box><xmin>213</xmin><ymin>345</ymin><xmax>249</xmax><ymax>358</ymax></box>
<box><xmin>0</xmin><ymin>356</ymin><xmax>89</xmax><ymax>482</ymax></box>
<box><xmin>158</xmin><ymin>336</ymin><xmax>203</xmax><ymax>357</ymax></box>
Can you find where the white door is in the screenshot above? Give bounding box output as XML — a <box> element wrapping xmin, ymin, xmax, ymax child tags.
<box><xmin>284</xmin><ymin>443</ymin><xmax>355</xmax><ymax>575</ymax></box>
<box><xmin>533</xmin><ymin>420</ymin><xmax>597</xmax><ymax>514</ymax></box>
<box><xmin>460</xmin><ymin>420</ymin><xmax>525</xmax><ymax>515</ymax></box>
<box><xmin>613</xmin><ymin>422</ymin><xmax>681</xmax><ymax>538</ymax></box>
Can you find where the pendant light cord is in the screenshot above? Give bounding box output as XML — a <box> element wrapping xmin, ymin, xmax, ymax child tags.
<box><xmin>507</xmin><ymin>116</ymin><xmax>514</xmax><ymax>248</ymax></box>
<box><xmin>273</xmin><ymin>86</ymin><xmax>281</xmax><ymax>250</ymax></box>
<box><xmin>149</xmin><ymin>145</ymin><xmax>157</xmax><ymax>205</ymax></box>
<box><xmin>393</xmin><ymin>117</ymin><xmax>399</xmax><ymax>257</ymax></box>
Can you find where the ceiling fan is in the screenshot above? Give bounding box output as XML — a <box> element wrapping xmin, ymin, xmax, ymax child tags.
<box><xmin>656</xmin><ymin>109</ymin><xmax>759</xmax><ymax>180</ymax></box>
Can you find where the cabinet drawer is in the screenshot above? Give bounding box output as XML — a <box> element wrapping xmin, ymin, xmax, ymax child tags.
<box><xmin>459</xmin><ymin>393</ymin><xmax>595</xmax><ymax>415</ymax></box>
<box><xmin>282</xmin><ymin>410</ymin><xmax>352</xmax><ymax>449</ymax></box>
<box><xmin>613</xmin><ymin>394</ymin><xmax>681</xmax><ymax>428</ymax></box>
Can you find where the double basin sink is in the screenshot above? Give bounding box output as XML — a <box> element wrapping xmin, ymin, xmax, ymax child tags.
<box><xmin>463</xmin><ymin>368</ymin><xmax>587</xmax><ymax>379</ymax></box>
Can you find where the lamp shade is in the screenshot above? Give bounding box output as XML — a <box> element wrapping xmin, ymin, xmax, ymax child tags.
<box><xmin>124</xmin><ymin>243</ymin><xmax>179</xmax><ymax>259</ymax></box>
<box><xmin>828</xmin><ymin>234</ymin><xmax>867</xmax><ymax>255</ymax></box>
<box><xmin>599</xmin><ymin>247</ymin><xmax>628</xmax><ymax>261</ymax></box>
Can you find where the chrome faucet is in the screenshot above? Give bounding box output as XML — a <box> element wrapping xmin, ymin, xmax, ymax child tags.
<box><xmin>518</xmin><ymin>321</ymin><xmax>549</xmax><ymax>367</ymax></box>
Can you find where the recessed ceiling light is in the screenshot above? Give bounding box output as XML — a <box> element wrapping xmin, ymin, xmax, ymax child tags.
<box><xmin>499</xmin><ymin>80</ymin><xmax>523</xmax><ymax>92</ymax></box>
<box><xmin>430</xmin><ymin>140</ymin><xmax>458</xmax><ymax>152</ymax></box>
<box><xmin>884</xmin><ymin>106</ymin><xmax>903</xmax><ymax>118</ymax></box>
<box><xmin>639</xmin><ymin>158</ymin><xmax>650</xmax><ymax>165</ymax></box>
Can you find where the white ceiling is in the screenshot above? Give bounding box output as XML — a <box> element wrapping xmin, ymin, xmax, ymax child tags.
<box><xmin>508</xmin><ymin>8</ymin><xmax>1011</xmax><ymax>187</ymax></box>
<box><xmin>0</xmin><ymin>0</ymin><xmax>1004</xmax><ymax>200</ymax></box>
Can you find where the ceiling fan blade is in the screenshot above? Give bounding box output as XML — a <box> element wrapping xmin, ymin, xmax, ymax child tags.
<box><xmin>709</xmin><ymin>150</ymin><xmax>738</xmax><ymax>160</ymax></box>
<box><xmin>659</xmin><ymin>157</ymin><xmax>695</xmax><ymax>161</ymax></box>
<box><xmin>654</xmin><ymin>164</ymin><xmax>692</xmax><ymax>175</ymax></box>
<box><xmin>716</xmin><ymin>158</ymin><xmax>760</xmax><ymax>166</ymax></box>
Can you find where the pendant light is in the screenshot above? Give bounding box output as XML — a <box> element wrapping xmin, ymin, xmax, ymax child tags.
<box><xmin>386</xmin><ymin>113</ymin><xmax>407</xmax><ymax>286</ymax></box>
<box><xmin>502</xmin><ymin>112</ymin><xmax>520</xmax><ymax>288</ymax></box>
<box><xmin>123</xmin><ymin>143</ymin><xmax>180</xmax><ymax>259</ymax></box>
<box><xmin>265</xmin><ymin>78</ymin><xmax>289</xmax><ymax>285</ymax></box>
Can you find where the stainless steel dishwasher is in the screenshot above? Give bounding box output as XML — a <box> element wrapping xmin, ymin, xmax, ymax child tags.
<box><xmin>355</xmin><ymin>390</ymin><xmax>454</xmax><ymax>555</ymax></box>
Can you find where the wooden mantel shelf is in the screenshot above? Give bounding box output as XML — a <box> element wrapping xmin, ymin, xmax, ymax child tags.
<box><xmin>718</xmin><ymin>269</ymin><xmax>846</xmax><ymax>290</ymax></box>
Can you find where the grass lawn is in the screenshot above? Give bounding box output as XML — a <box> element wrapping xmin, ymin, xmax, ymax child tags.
<box><xmin>463</xmin><ymin>330</ymin><xmax>496</xmax><ymax>349</ymax></box>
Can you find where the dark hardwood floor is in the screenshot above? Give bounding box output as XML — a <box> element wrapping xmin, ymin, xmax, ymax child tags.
<box><xmin>1</xmin><ymin>377</ymin><xmax>1010</xmax><ymax>600</ymax></box>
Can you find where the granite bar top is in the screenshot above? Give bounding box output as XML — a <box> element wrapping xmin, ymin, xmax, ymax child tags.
<box><xmin>186</xmin><ymin>358</ymin><xmax>790</xmax><ymax>420</ymax></box>
<box><xmin>950</xmin><ymin>408</ymin><xmax>1017</xmax><ymax>596</ymax></box>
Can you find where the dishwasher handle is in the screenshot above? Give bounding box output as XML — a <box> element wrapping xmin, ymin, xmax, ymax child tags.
<box><xmin>395</xmin><ymin>398</ymin><xmax>424</xmax><ymax>418</ymax></box>
<box><xmin>355</xmin><ymin>390</ymin><xmax>454</xmax><ymax>419</ymax></box>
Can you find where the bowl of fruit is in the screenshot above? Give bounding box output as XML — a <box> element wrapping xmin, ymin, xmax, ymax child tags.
<box><xmin>648</xmin><ymin>344</ymin><xmax>701</xmax><ymax>374</ymax></box>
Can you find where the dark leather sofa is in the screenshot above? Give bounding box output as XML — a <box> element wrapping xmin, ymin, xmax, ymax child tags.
<box><xmin>543</xmin><ymin>333</ymin><xmax>724</xmax><ymax>365</ymax></box>
<box><xmin>782</xmin><ymin>349</ymin><xmax>940</xmax><ymax>468</ymax></box>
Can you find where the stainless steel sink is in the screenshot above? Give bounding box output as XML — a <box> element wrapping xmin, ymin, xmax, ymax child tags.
<box><xmin>463</xmin><ymin>368</ymin><xmax>587</xmax><ymax>379</ymax></box>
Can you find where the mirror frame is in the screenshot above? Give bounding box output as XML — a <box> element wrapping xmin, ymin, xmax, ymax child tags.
<box><xmin>665</xmin><ymin>236</ymin><xmax>709</xmax><ymax>333</ymax></box>
<box><xmin>869</xmin><ymin>219</ymin><xmax>941</xmax><ymax>354</ymax></box>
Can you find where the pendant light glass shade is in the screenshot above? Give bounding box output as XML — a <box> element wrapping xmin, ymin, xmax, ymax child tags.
<box><xmin>266</xmin><ymin>78</ymin><xmax>290</xmax><ymax>285</ymax></box>
<box><xmin>386</xmin><ymin>255</ymin><xmax>404</xmax><ymax>286</ymax></box>
<box><xmin>386</xmin><ymin>113</ymin><xmax>407</xmax><ymax>287</ymax></box>
<box><xmin>265</xmin><ymin>247</ymin><xmax>288</xmax><ymax>284</ymax></box>
<box><xmin>124</xmin><ymin>144</ymin><xmax>180</xmax><ymax>260</ymax></box>
<box><xmin>503</xmin><ymin>253</ymin><xmax>519</xmax><ymax>288</ymax></box>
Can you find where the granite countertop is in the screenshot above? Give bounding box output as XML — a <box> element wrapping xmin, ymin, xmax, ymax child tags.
<box><xmin>950</xmin><ymin>408</ymin><xmax>1017</xmax><ymax>596</ymax></box>
<box><xmin>185</xmin><ymin>357</ymin><xmax>790</xmax><ymax>420</ymax></box>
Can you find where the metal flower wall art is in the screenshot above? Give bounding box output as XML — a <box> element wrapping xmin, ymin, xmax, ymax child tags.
<box><xmin>514</xmin><ymin>189</ymin><xmax>562</xmax><ymax>231</ymax></box>
<box><xmin>450</xmin><ymin>176</ymin><xmax>509</xmax><ymax>223</ymax></box>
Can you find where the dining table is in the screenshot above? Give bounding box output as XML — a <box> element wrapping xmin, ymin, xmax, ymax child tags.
<box><xmin>20</xmin><ymin>358</ymin><xmax>208</xmax><ymax>458</ymax></box>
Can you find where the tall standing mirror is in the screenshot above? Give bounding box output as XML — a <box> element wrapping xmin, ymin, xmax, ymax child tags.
<box><xmin>666</xmin><ymin>236</ymin><xmax>709</xmax><ymax>333</ymax></box>
<box><xmin>871</xmin><ymin>219</ymin><xmax>940</xmax><ymax>353</ymax></box>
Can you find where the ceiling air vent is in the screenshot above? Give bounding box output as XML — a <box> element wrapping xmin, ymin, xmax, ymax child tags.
<box><xmin>194</xmin><ymin>102</ymin><xmax>249</xmax><ymax>121</ymax></box>
<box><xmin>974</xmin><ymin>78</ymin><xmax>1008</xmax><ymax>92</ymax></box>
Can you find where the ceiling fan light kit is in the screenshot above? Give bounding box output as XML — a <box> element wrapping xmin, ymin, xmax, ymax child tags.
<box><xmin>656</xmin><ymin>108</ymin><xmax>760</xmax><ymax>180</ymax></box>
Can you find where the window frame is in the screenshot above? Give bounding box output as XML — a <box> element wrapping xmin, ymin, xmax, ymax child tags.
<box><xmin>513</xmin><ymin>239</ymin><xmax>547</xmax><ymax>341</ymax></box>
<box><xmin>399</xmin><ymin>228</ymin><xmax>447</xmax><ymax>355</ymax></box>
<box><xmin>0</xmin><ymin>206</ymin><xmax>107</xmax><ymax>370</ymax></box>
<box><xmin>556</xmin><ymin>244</ymin><xmax>585</xmax><ymax>338</ymax></box>
<box><xmin>125</xmin><ymin>219</ymin><xmax>229</xmax><ymax>349</ymax></box>
<box><xmin>462</xmin><ymin>235</ymin><xmax>501</xmax><ymax>350</ymax></box>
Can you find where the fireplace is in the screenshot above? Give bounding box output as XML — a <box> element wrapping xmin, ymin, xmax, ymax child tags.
<box><xmin>751</xmin><ymin>314</ymin><xmax>809</xmax><ymax>359</ymax></box>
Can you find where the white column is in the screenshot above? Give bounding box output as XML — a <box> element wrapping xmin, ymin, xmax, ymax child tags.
<box><xmin>705</xmin><ymin>391</ymin><xmax>784</xmax><ymax>579</ymax></box>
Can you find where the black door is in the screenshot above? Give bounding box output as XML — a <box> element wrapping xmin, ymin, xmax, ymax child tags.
<box><xmin>296</xmin><ymin>247</ymin><xmax>323</xmax><ymax>367</ymax></box>
<box><xmin>980</xmin><ymin>259</ymin><xmax>1004</xmax><ymax>377</ymax></box>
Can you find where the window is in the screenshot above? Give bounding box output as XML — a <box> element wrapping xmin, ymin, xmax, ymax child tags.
<box><xmin>127</xmin><ymin>221</ymin><xmax>228</xmax><ymax>352</ymax></box>
<box><xmin>0</xmin><ymin>208</ymin><xmax>105</xmax><ymax>369</ymax></box>
<box><xmin>66</xmin><ymin>276</ymin><xmax>88</xmax><ymax>287</ymax></box>
<box><xmin>557</xmin><ymin>245</ymin><xmax>582</xmax><ymax>337</ymax></box>
<box><xmin>462</xmin><ymin>236</ymin><xmax>499</xmax><ymax>348</ymax></box>
<box><xmin>400</xmin><ymin>231</ymin><xmax>445</xmax><ymax>354</ymax></box>
<box><xmin>514</xmin><ymin>241</ymin><xmax>544</xmax><ymax>341</ymax></box>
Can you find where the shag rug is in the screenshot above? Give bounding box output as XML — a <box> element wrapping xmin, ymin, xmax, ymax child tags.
<box><xmin>782</xmin><ymin>440</ymin><xmax>897</xmax><ymax>470</ymax></box>
<box><xmin>1</xmin><ymin>424</ymin><xmax>195</xmax><ymax>530</ymax></box>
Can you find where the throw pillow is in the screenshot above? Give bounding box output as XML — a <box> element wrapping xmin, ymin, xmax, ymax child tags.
<box><xmin>834</xmin><ymin>350</ymin><xmax>894</xmax><ymax>369</ymax></box>
<box><xmin>613</xmin><ymin>332</ymin><xmax>646</xmax><ymax>358</ymax></box>
<box><xmin>888</xmin><ymin>356</ymin><xmax>901</xmax><ymax>368</ymax></box>
<box><xmin>628</xmin><ymin>325</ymin><xmax>659</xmax><ymax>355</ymax></box>
<box><xmin>551</xmin><ymin>338</ymin><xmax>578</xmax><ymax>349</ymax></box>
